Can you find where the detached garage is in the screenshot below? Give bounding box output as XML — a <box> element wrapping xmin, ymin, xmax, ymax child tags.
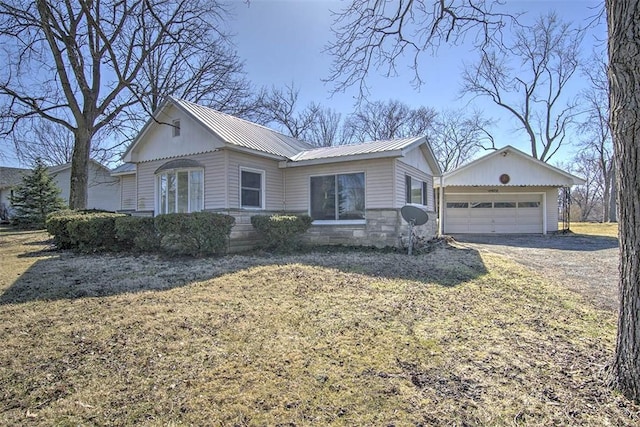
<box><xmin>436</xmin><ymin>146</ymin><xmax>585</xmax><ymax>235</ymax></box>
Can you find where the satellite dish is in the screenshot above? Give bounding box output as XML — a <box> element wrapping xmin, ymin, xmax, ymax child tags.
<box><xmin>401</xmin><ymin>204</ymin><xmax>429</xmax><ymax>226</ymax></box>
<box><xmin>400</xmin><ymin>204</ymin><xmax>429</xmax><ymax>255</ymax></box>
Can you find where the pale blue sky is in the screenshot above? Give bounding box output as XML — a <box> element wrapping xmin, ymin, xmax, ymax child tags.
<box><xmin>231</xmin><ymin>0</ymin><xmax>605</xmax><ymax>163</ymax></box>
<box><xmin>1</xmin><ymin>0</ymin><xmax>605</xmax><ymax>168</ymax></box>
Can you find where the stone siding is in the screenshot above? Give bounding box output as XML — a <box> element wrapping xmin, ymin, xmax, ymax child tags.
<box><xmin>130</xmin><ymin>208</ymin><xmax>437</xmax><ymax>253</ymax></box>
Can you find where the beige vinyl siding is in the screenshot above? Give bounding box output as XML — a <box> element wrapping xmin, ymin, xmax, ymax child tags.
<box><xmin>545</xmin><ymin>187</ymin><xmax>559</xmax><ymax>232</ymax></box>
<box><xmin>120</xmin><ymin>175</ymin><xmax>136</xmax><ymax>210</ymax></box>
<box><xmin>283</xmin><ymin>158</ymin><xmax>395</xmax><ymax>212</ymax></box>
<box><xmin>136</xmin><ymin>151</ymin><xmax>225</xmax><ymax>213</ymax></box>
<box><xmin>395</xmin><ymin>160</ymin><xmax>434</xmax><ymax>210</ymax></box>
<box><xmin>226</xmin><ymin>150</ymin><xmax>284</xmax><ymax>211</ymax></box>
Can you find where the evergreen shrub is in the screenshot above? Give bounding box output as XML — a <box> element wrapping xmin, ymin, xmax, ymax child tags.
<box><xmin>114</xmin><ymin>216</ymin><xmax>160</xmax><ymax>252</ymax></box>
<box><xmin>251</xmin><ymin>214</ymin><xmax>312</xmax><ymax>252</ymax></box>
<box><xmin>155</xmin><ymin>212</ymin><xmax>235</xmax><ymax>256</ymax></box>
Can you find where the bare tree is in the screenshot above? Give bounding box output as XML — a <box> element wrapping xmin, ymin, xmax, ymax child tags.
<box><xmin>461</xmin><ymin>12</ymin><xmax>583</xmax><ymax>162</ymax></box>
<box><xmin>579</xmin><ymin>51</ymin><xmax>615</xmax><ymax>222</ymax></box>
<box><xmin>133</xmin><ymin>26</ymin><xmax>255</xmax><ymax>117</ymax></box>
<box><xmin>606</xmin><ymin>0</ymin><xmax>640</xmax><ymax>403</ymax></box>
<box><xmin>568</xmin><ymin>150</ymin><xmax>604</xmax><ymax>221</ymax></box>
<box><xmin>257</xmin><ymin>84</ymin><xmax>319</xmax><ymax>140</ymax></box>
<box><xmin>303</xmin><ymin>106</ymin><xmax>342</xmax><ymax>147</ymax></box>
<box><xmin>12</xmin><ymin>119</ymin><xmax>114</xmax><ymax>167</ymax></box>
<box><xmin>0</xmin><ymin>0</ymin><xmax>237</xmax><ymax>209</ymax></box>
<box><xmin>342</xmin><ymin>100</ymin><xmax>437</xmax><ymax>143</ymax></box>
<box><xmin>326</xmin><ymin>0</ymin><xmax>512</xmax><ymax>98</ymax></box>
<box><xmin>429</xmin><ymin>109</ymin><xmax>493</xmax><ymax>172</ymax></box>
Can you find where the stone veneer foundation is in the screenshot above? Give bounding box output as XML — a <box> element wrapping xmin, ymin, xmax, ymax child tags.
<box><xmin>212</xmin><ymin>208</ymin><xmax>437</xmax><ymax>253</ymax></box>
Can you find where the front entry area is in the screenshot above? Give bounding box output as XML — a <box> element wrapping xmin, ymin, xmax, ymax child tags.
<box><xmin>444</xmin><ymin>193</ymin><xmax>543</xmax><ymax>234</ymax></box>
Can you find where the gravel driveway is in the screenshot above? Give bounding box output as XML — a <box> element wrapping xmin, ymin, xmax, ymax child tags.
<box><xmin>451</xmin><ymin>233</ymin><xmax>620</xmax><ymax>312</ymax></box>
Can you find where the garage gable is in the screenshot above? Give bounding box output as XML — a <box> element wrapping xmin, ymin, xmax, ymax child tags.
<box><xmin>440</xmin><ymin>146</ymin><xmax>585</xmax><ymax>187</ymax></box>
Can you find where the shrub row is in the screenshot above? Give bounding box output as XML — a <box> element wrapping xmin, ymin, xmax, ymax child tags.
<box><xmin>46</xmin><ymin>211</ymin><xmax>235</xmax><ymax>256</ymax></box>
<box><xmin>251</xmin><ymin>214</ymin><xmax>312</xmax><ymax>252</ymax></box>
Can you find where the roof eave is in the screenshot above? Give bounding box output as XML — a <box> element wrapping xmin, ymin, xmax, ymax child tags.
<box><xmin>279</xmin><ymin>150</ymin><xmax>402</xmax><ymax>168</ymax></box>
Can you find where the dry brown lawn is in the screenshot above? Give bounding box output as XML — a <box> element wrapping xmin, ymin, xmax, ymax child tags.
<box><xmin>569</xmin><ymin>222</ymin><xmax>619</xmax><ymax>238</ymax></box>
<box><xmin>1</xmin><ymin>226</ymin><xmax>638</xmax><ymax>426</ymax></box>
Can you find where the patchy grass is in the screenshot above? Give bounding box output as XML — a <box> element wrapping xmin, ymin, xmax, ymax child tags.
<box><xmin>569</xmin><ymin>222</ymin><xmax>619</xmax><ymax>238</ymax></box>
<box><xmin>0</xmin><ymin>226</ymin><xmax>637</xmax><ymax>426</ymax></box>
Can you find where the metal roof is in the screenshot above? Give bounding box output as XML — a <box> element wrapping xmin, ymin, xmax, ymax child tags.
<box><xmin>289</xmin><ymin>136</ymin><xmax>424</xmax><ymax>162</ymax></box>
<box><xmin>172</xmin><ymin>98</ymin><xmax>314</xmax><ymax>159</ymax></box>
<box><xmin>0</xmin><ymin>167</ymin><xmax>28</xmax><ymax>188</ymax></box>
<box><xmin>110</xmin><ymin>163</ymin><xmax>136</xmax><ymax>175</ymax></box>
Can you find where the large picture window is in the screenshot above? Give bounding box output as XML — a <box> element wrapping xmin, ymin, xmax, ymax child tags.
<box><xmin>240</xmin><ymin>168</ymin><xmax>264</xmax><ymax>209</ymax></box>
<box><xmin>157</xmin><ymin>169</ymin><xmax>203</xmax><ymax>214</ymax></box>
<box><xmin>310</xmin><ymin>173</ymin><xmax>365</xmax><ymax>221</ymax></box>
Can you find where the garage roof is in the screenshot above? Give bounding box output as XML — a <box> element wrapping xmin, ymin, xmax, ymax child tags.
<box><xmin>437</xmin><ymin>145</ymin><xmax>585</xmax><ymax>187</ymax></box>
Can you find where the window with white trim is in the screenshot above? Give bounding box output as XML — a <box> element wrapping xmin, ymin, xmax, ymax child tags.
<box><xmin>157</xmin><ymin>169</ymin><xmax>203</xmax><ymax>214</ymax></box>
<box><xmin>310</xmin><ymin>173</ymin><xmax>365</xmax><ymax>221</ymax></box>
<box><xmin>240</xmin><ymin>168</ymin><xmax>264</xmax><ymax>209</ymax></box>
<box><xmin>405</xmin><ymin>175</ymin><xmax>428</xmax><ymax>206</ymax></box>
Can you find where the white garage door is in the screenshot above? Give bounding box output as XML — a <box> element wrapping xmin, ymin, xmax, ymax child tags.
<box><xmin>444</xmin><ymin>194</ymin><xmax>543</xmax><ymax>234</ymax></box>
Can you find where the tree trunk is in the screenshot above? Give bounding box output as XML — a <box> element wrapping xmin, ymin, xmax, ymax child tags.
<box><xmin>68</xmin><ymin>129</ymin><xmax>91</xmax><ymax>210</ymax></box>
<box><xmin>607</xmin><ymin>0</ymin><xmax>640</xmax><ymax>403</ymax></box>
<box><xmin>609</xmin><ymin>163</ymin><xmax>618</xmax><ymax>222</ymax></box>
<box><xmin>602</xmin><ymin>175</ymin><xmax>611</xmax><ymax>223</ymax></box>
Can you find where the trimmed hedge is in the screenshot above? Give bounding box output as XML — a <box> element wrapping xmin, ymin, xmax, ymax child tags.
<box><xmin>65</xmin><ymin>212</ymin><xmax>126</xmax><ymax>252</ymax></box>
<box><xmin>251</xmin><ymin>214</ymin><xmax>312</xmax><ymax>252</ymax></box>
<box><xmin>114</xmin><ymin>216</ymin><xmax>161</xmax><ymax>253</ymax></box>
<box><xmin>155</xmin><ymin>212</ymin><xmax>235</xmax><ymax>256</ymax></box>
<box><xmin>46</xmin><ymin>210</ymin><xmax>87</xmax><ymax>249</ymax></box>
<box><xmin>46</xmin><ymin>210</ymin><xmax>235</xmax><ymax>256</ymax></box>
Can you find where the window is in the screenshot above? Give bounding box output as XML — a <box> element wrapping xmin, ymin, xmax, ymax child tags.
<box><xmin>494</xmin><ymin>202</ymin><xmax>516</xmax><ymax>208</ymax></box>
<box><xmin>310</xmin><ymin>173</ymin><xmax>365</xmax><ymax>221</ymax></box>
<box><xmin>240</xmin><ymin>168</ymin><xmax>264</xmax><ymax>209</ymax></box>
<box><xmin>471</xmin><ymin>202</ymin><xmax>493</xmax><ymax>208</ymax></box>
<box><xmin>157</xmin><ymin>169</ymin><xmax>203</xmax><ymax>214</ymax></box>
<box><xmin>405</xmin><ymin>175</ymin><xmax>427</xmax><ymax>205</ymax></box>
<box><xmin>446</xmin><ymin>202</ymin><xmax>468</xmax><ymax>209</ymax></box>
<box><xmin>172</xmin><ymin>120</ymin><xmax>181</xmax><ymax>137</ymax></box>
<box><xmin>519</xmin><ymin>201</ymin><xmax>540</xmax><ymax>208</ymax></box>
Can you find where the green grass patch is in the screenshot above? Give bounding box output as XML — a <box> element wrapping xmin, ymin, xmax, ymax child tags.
<box><xmin>0</xmin><ymin>227</ymin><xmax>637</xmax><ymax>425</ymax></box>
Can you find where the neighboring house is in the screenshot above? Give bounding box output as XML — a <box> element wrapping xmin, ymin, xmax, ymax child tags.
<box><xmin>0</xmin><ymin>166</ymin><xmax>28</xmax><ymax>220</ymax></box>
<box><xmin>48</xmin><ymin>160</ymin><xmax>120</xmax><ymax>211</ymax></box>
<box><xmin>1</xmin><ymin>161</ymin><xmax>120</xmax><ymax>219</ymax></box>
<box><xmin>116</xmin><ymin>97</ymin><xmax>441</xmax><ymax>251</ymax></box>
<box><xmin>436</xmin><ymin>146</ymin><xmax>585</xmax><ymax>235</ymax></box>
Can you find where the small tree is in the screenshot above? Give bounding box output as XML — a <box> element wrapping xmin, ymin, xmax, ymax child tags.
<box><xmin>9</xmin><ymin>159</ymin><xmax>66</xmax><ymax>229</ymax></box>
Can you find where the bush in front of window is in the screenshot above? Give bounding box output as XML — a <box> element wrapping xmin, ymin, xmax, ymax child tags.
<box><xmin>114</xmin><ymin>216</ymin><xmax>161</xmax><ymax>253</ymax></box>
<box><xmin>251</xmin><ymin>214</ymin><xmax>313</xmax><ymax>253</ymax></box>
<box><xmin>155</xmin><ymin>212</ymin><xmax>235</xmax><ymax>256</ymax></box>
<box><xmin>64</xmin><ymin>212</ymin><xmax>126</xmax><ymax>252</ymax></box>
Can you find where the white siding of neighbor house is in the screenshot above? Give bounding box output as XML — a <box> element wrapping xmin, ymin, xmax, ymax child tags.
<box><xmin>283</xmin><ymin>158</ymin><xmax>395</xmax><ymax>212</ymax></box>
<box><xmin>444</xmin><ymin>186</ymin><xmax>560</xmax><ymax>232</ymax></box>
<box><xmin>119</xmin><ymin>175</ymin><xmax>137</xmax><ymax>210</ymax></box>
<box><xmin>51</xmin><ymin>163</ymin><xmax>120</xmax><ymax>211</ymax></box>
<box><xmin>227</xmin><ymin>150</ymin><xmax>284</xmax><ymax>211</ymax></box>
<box><xmin>136</xmin><ymin>151</ymin><xmax>226</xmax><ymax>213</ymax></box>
<box><xmin>127</xmin><ymin>104</ymin><xmax>225</xmax><ymax>163</ymax></box>
<box><xmin>395</xmin><ymin>160</ymin><xmax>434</xmax><ymax>211</ymax></box>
